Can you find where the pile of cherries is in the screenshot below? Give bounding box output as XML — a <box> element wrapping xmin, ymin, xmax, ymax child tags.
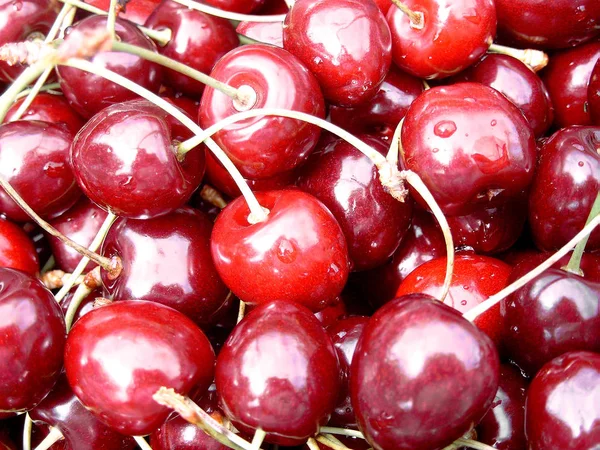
<box><xmin>0</xmin><ymin>0</ymin><xmax>599</xmax><ymax>449</ymax></box>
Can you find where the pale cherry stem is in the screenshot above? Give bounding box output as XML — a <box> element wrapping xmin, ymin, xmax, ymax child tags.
<box><xmin>386</xmin><ymin>117</ymin><xmax>403</xmax><ymax>165</ymax></box>
<box><xmin>171</xmin><ymin>0</ymin><xmax>286</xmax><ymax>23</ymax></box>
<box><xmin>106</xmin><ymin>0</ymin><xmax>118</xmax><ymax>39</ymax></box>
<box><xmin>237</xmin><ymin>300</ymin><xmax>246</xmax><ymax>324</ymax></box>
<box><xmin>306</xmin><ymin>438</ymin><xmax>321</xmax><ymax>450</ymax></box>
<box><xmin>60</xmin><ymin>57</ymin><xmax>268</xmax><ymax>224</ymax></box>
<box><xmin>33</xmin><ymin>427</ymin><xmax>64</xmax><ymax>450</ymax></box>
<box><xmin>423</xmin><ymin>80</ymin><xmax>431</xmax><ymax>90</ymax></box>
<box><xmin>134</xmin><ymin>436</ymin><xmax>153</xmax><ymax>450</ymax></box>
<box><xmin>15</xmin><ymin>82</ymin><xmax>61</xmax><ymax>99</ymax></box>
<box><xmin>0</xmin><ymin>61</ymin><xmax>48</xmax><ymax>122</ymax></box>
<box><xmin>41</xmin><ymin>255</ymin><xmax>56</xmax><ymax>274</ymax></box>
<box><xmin>41</xmin><ymin>269</ymin><xmax>85</xmax><ymax>290</ymax></box>
<box><xmin>319</xmin><ymin>427</ymin><xmax>365</xmax><ymax>439</ymax></box>
<box><xmin>563</xmin><ymin>191</ymin><xmax>600</xmax><ymax>275</ymax></box>
<box><xmin>322</xmin><ymin>434</ymin><xmax>347</xmax><ymax>447</ymax></box>
<box><xmin>315</xmin><ymin>435</ymin><xmax>351</xmax><ymax>450</ymax></box>
<box><xmin>250</xmin><ymin>429</ymin><xmax>266</xmax><ymax>450</ymax></box>
<box><xmin>200</xmin><ymin>185</ymin><xmax>228</xmax><ymax>209</ymax></box>
<box><xmin>64</xmin><ymin>268</ymin><xmax>99</xmax><ymax>330</ymax></box>
<box><xmin>454</xmin><ymin>438</ymin><xmax>496</xmax><ymax>450</ymax></box>
<box><xmin>488</xmin><ymin>43</ymin><xmax>548</xmax><ymax>71</ymax></box>
<box><xmin>390</xmin><ymin>0</ymin><xmax>424</xmax><ymax>29</ymax></box>
<box><xmin>23</xmin><ymin>413</ymin><xmax>33</xmax><ymax>450</ymax></box>
<box><xmin>464</xmin><ymin>215</ymin><xmax>600</xmax><ymax>322</ymax></box>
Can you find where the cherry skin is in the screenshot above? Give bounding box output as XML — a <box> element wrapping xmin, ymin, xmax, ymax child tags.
<box><xmin>60</xmin><ymin>287</ymin><xmax>103</xmax><ymax>326</ymax></box>
<box><xmin>297</xmin><ymin>135</ymin><xmax>413</xmax><ymax>271</ymax></box>
<box><xmin>236</xmin><ymin>21</ymin><xmax>283</xmax><ymax>48</ymax></box>
<box><xmin>350</xmin><ymin>294</ymin><xmax>500</xmax><ymax>450</ymax></box>
<box><xmin>503</xmin><ymin>250</ymin><xmax>600</xmax><ymax>284</ymax></box>
<box><xmin>313</xmin><ymin>295</ymin><xmax>347</xmax><ymax>329</ymax></box>
<box><xmin>64</xmin><ymin>300</ymin><xmax>215</xmax><ymax>436</ymax></box>
<box><xmin>373</xmin><ymin>0</ymin><xmax>392</xmax><ymax>15</ymax></box>
<box><xmin>57</xmin><ymin>16</ymin><xmax>162</xmax><ymax>119</ymax></box>
<box><xmin>101</xmin><ymin>207</ymin><xmax>229</xmax><ymax>328</ymax></box>
<box><xmin>211</xmin><ymin>189</ymin><xmax>350</xmax><ymax>311</ymax></box>
<box><xmin>216</xmin><ymin>300</ymin><xmax>341</xmax><ymax>445</ymax></box>
<box><xmin>0</xmin><ymin>121</ymin><xmax>81</xmax><ymax>223</ymax></box>
<box><xmin>204</xmin><ymin>0</ymin><xmax>264</xmax><ymax>13</ymax></box>
<box><xmin>590</xmin><ymin>59</ymin><xmax>600</xmax><ymax>125</ymax></box>
<box><xmin>144</xmin><ymin>1</ymin><xmax>238</xmax><ymax>96</ymax></box>
<box><xmin>529</xmin><ymin>126</ymin><xmax>600</xmax><ymax>252</ymax></box>
<box><xmin>82</xmin><ymin>0</ymin><xmax>161</xmax><ymax>24</ymax></box>
<box><xmin>400</xmin><ymin>83</ymin><xmax>537</xmax><ymax>216</ymax></box>
<box><xmin>0</xmin><ymin>218</ymin><xmax>39</xmax><ymax>275</ymax></box>
<box><xmin>22</xmin><ymin>222</ymin><xmax>52</xmax><ymax>267</ymax></box>
<box><xmin>71</xmin><ymin>99</ymin><xmax>204</xmax><ymax>219</ymax></box>
<box><xmin>542</xmin><ymin>40</ymin><xmax>600</xmax><ymax>128</ymax></box>
<box><xmin>0</xmin><ymin>268</ymin><xmax>65</xmax><ymax>413</ymax></box>
<box><xmin>283</xmin><ymin>0</ymin><xmax>392</xmax><ymax>107</ymax></box>
<box><xmin>386</xmin><ymin>0</ymin><xmax>496</xmax><ymax>80</ymax></box>
<box><xmin>525</xmin><ymin>351</ymin><xmax>600</xmax><ymax>449</ymax></box>
<box><xmin>199</xmin><ymin>44</ymin><xmax>325</xmax><ymax>179</ymax></box>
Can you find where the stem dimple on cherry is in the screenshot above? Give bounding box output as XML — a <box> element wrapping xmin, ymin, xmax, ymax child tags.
<box><xmin>391</xmin><ymin>0</ymin><xmax>424</xmax><ymax>30</ymax></box>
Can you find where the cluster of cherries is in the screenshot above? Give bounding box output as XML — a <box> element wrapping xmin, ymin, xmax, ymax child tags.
<box><xmin>0</xmin><ymin>0</ymin><xmax>599</xmax><ymax>449</ymax></box>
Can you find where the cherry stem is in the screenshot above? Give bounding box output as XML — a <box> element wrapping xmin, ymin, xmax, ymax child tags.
<box><xmin>34</xmin><ymin>427</ymin><xmax>64</xmax><ymax>450</ymax></box>
<box><xmin>15</xmin><ymin>82</ymin><xmax>61</xmax><ymax>99</ymax></box>
<box><xmin>319</xmin><ymin>427</ymin><xmax>364</xmax><ymax>439</ymax></box>
<box><xmin>563</xmin><ymin>191</ymin><xmax>600</xmax><ymax>275</ymax></box>
<box><xmin>237</xmin><ymin>300</ymin><xmax>246</xmax><ymax>324</ymax></box>
<box><xmin>453</xmin><ymin>438</ymin><xmax>496</xmax><ymax>450</ymax></box>
<box><xmin>386</xmin><ymin>117</ymin><xmax>403</xmax><ymax>166</ymax></box>
<box><xmin>488</xmin><ymin>43</ymin><xmax>548</xmax><ymax>71</ymax></box>
<box><xmin>171</xmin><ymin>0</ymin><xmax>286</xmax><ymax>23</ymax></box>
<box><xmin>41</xmin><ymin>269</ymin><xmax>85</xmax><ymax>290</ymax></box>
<box><xmin>464</xmin><ymin>214</ymin><xmax>600</xmax><ymax>322</ymax></box>
<box><xmin>64</xmin><ymin>267</ymin><xmax>102</xmax><ymax>330</ymax></box>
<box><xmin>106</xmin><ymin>0</ymin><xmax>118</xmax><ymax>40</ymax></box>
<box><xmin>133</xmin><ymin>436</ymin><xmax>153</xmax><ymax>450</ymax></box>
<box><xmin>0</xmin><ymin>61</ymin><xmax>48</xmax><ymax>122</ymax></box>
<box><xmin>23</xmin><ymin>413</ymin><xmax>33</xmax><ymax>450</ymax></box>
<box><xmin>390</xmin><ymin>0</ymin><xmax>424</xmax><ymax>29</ymax></box>
<box><xmin>250</xmin><ymin>429</ymin><xmax>266</xmax><ymax>450</ymax></box>
<box><xmin>306</xmin><ymin>438</ymin><xmax>320</xmax><ymax>450</ymax></box>
<box><xmin>41</xmin><ymin>255</ymin><xmax>56</xmax><ymax>274</ymax></box>
<box><xmin>200</xmin><ymin>185</ymin><xmax>228</xmax><ymax>209</ymax></box>
<box><xmin>315</xmin><ymin>435</ymin><xmax>350</xmax><ymax>450</ymax></box>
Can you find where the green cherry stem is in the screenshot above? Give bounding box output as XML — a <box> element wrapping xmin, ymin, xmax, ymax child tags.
<box><xmin>0</xmin><ymin>61</ymin><xmax>49</xmax><ymax>122</ymax></box>
<box><xmin>171</xmin><ymin>0</ymin><xmax>286</xmax><ymax>23</ymax></box>
<box><xmin>563</xmin><ymin>191</ymin><xmax>600</xmax><ymax>275</ymax></box>
<box><xmin>453</xmin><ymin>438</ymin><xmax>496</xmax><ymax>450</ymax></box>
<box><xmin>106</xmin><ymin>0</ymin><xmax>118</xmax><ymax>39</ymax></box>
<box><xmin>15</xmin><ymin>82</ymin><xmax>61</xmax><ymax>99</ymax></box>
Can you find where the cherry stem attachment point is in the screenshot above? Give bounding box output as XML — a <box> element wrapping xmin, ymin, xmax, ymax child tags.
<box><xmin>133</xmin><ymin>436</ymin><xmax>153</xmax><ymax>450</ymax></box>
<box><xmin>171</xmin><ymin>0</ymin><xmax>286</xmax><ymax>23</ymax></box>
<box><xmin>64</xmin><ymin>267</ymin><xmax>101</xmax><ymax>330</ymax></box>
<box><xmin>563</xmin><ymin>191</ymin><xmax>600</xmax><ymax>275</ymax></box>
<box><xmin>41</xmin><ymin>270</ymin><xmax>84</xmax><ymax>290</ymax></box>
<box><xmin>200</xmin><ymin>185</ymin><xmax>228</xmax><ymax>209</ymax></box>
<box><xmin>33</xmin><ymin>427</ymin><xmax>64</xmax><ymax>450</ymax></box>
<box><xmin>390</xmin><ymin>0</ymin><xmax>424</xmax><ymax>29</ymax></box>
<box><xmin>488</xmin><ymin>43</ymin><xmax>548</xmax><ymax>71</ymax></box>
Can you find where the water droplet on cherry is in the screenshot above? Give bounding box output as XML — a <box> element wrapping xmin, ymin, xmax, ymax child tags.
<box><xmin>433</xmin><ymin>120</ymin><xmax>457</xmax><ymax>138</ymax></box>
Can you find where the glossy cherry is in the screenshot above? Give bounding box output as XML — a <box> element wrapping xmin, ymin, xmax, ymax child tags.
<box><xmin>199</xmin><ymin>44</ymin><xmax>324</xmax><ymax>179</ymax></box>
<box><xmin>60</xmin><ymin>287</ymin><xmax>103</xmax><ymax>326</ymax></box>
<box><xmin>0</xmin><ymin>268</ymin><xmax>65</xmax><ymax>413</ymax></box>
<box><xmin>22</xmin><ymin>222</ymin><xmax>52</xmax><ymax>266</ymax></box>
<box><xmin>204</xmin><ymin>0</ymin><xmax>264</xmax><ymax>13</ymax></box>
<box><xmin>503</xmin><ymin>250</ymin><xmax>600</xmax><ymax>283</ymax></box>
<box><xmin>400</xmin><ymin>83</ymin><xmax>537</xmax><ymax>216</ymax></box>
<box><xmin>590</xmin><ymin>59</ymin><xmax>600</xmax><ymax>125</ymax></box>
<box><xmin>236</xmin><ymin>21</ymin><xmax>283</xmax><ymax>48</ymax></box>
<box><xmin>211</xmin><ymin>189</ymin><xmax>350</xmax><ymax>311</ymax></box>
<box><xmin>57</xmin><ymin>15</ymin><xmax>162</xmax><ymax>118</ymax></box>
<box><xmin>216</xmin><ymin>300</ymin><xmax>340</xmax><ymax>445</ymax></box>
<box><xmin>350</xmin><ymin>294</ymin><xmax>499</xmax><ymax>450</ymax></box>
<box><xmin>525</xmin><ymin>351</ymin><xmax>600</xmax><ymax>449</ymax></box>
<box><xmin>71</xmin><ymin>99</ymin><xmax>204</xmax><ymax>219</ymax></box>
<box><xmin>529</xmin><ymin>126</ymin><xmax>600</xmax><ymax>251</ymax></box>
<box><xmin>83</xmin><ymin>0</ymin><xmax>161</xmax><ymax>24</ymax></box>
<box><xmin>0</xmin><ymin>218</ymin><xmax>38</xmax><ymax>275</ymax></box>
<box><xmin>0</xmin><ymin>121</ymin><xmax>80</xmax><ymax>223</ymax></box>
<box><xmin>283</xmin><ymin>0</ymin><xmax>392</xmax><ymax>107</ymax></box>
<box><xmin>64</xmin><ymin>300</ymin><xmax>215</xmax><ymax>436</ymax></box>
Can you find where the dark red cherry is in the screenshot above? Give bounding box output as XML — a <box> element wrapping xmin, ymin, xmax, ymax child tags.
<box><xmin>495</xmin><ymin>0</ymin><xmax>600</xmax><ymax>50</ymax></box>
<box><xmin>314</xmin><ymin>295</ymin><xmax>347</xmax><ymax>329</ymax></box>
<box><xmin>0</xmin><ymin>268</ymin><xmax>65</xmax><ymax>413</ymax></box>
<box><xmin>57</xmin><ymin>16</ymin><xmax>162</xmax><ymax>118</ymax></box>
<box><xmin>329</xmin><ymin>65</ymin><xmax>423</xmax><ymax>141</ymax></box>
<box><xmin>283</xmin><ymin>0</ymin><xmax>392</xmax><ymax>107</ymax></box>
<box><xmin>60</xmin><ymin>287</ymin><xmax>103</xmax><ymax>326</ymax></box>
<box><xmin>101</xmin><ymin>207</ymin><xmax>229</xmax><ymax>327</ymax></box>
<box><xmin>476</xmin><ymin>364</ymin><xmax>527</xmax><ymax>450</ymax></box>
<box><xmin>458</xmin><ymin>54</ymin><xmax>554</xmax><ymax>137</ymax></box>
<box><xmin>64</xmin><ymin>300</ymin><xmax>215</xmax><ymax>436</ymax></box>
<box><xmin>5</xmin><ymin>93</ymin><xmax>85</xmax><ymax>136</ymax></box>
<box><xmin>22</xmin><ymin>222</ymin><xmax>52</xmax><ymax>267</ymax></box>
<box><xmin>211</xmin><ymin>189</ymin><xmax>350</xmax><ymax>311</ymax></box>
<box><xmin>0</xmin><ymin>121</ymin><xmax>80</xmax><ymax>223</ymax></box>
<box><xmin>526</xmin><ymin>351</ymin><xmax>600</xmax><ymax>449</ymax></box>
<box><xmin>396</xmin><ymin>254</ymin><xmax>511</xmax><ymax>346</ymax></box>
<box><xmin>83</xmin><ymin>0</ymin><xmax>161</xmax><ymax>24</ymax></box>
<box><xmin>542</xmin><ymin>40</ymin><xmax>600</xmax><ymax>128</ymax></box>
<box><xmin>386</xmin><ymin>0</ymin><xmax>496</xmax><ymax>79</ymax></box>
<box><xmin>216</xmin><ymin>300</ymin><xmax>340</xmax><ymax>446</ymax></box>
<box><xmin>30</xmin><ymin>374</ymin><xmax>136</xmax><ymax>450</ymax></box>
<box><xmin>503</xmin><ymin>250</ymin><xmax>600</xmax><ymax>283</ymax></box>
<box><xmin>400</xmin><ymin>83</ymin><xmax>537</xmax><ymax>216</ymax></box>
<box><xmin>31</xmin><ymin>424</ymin><xmax>66</xmax><ymax>450</ymax></box>
<box><xmin>0</xmin><ymin>427</ymin><xmax>15</xmax><ymax>450</ymax></box>
<box><xmin>529</xmin><ymin>126</ymin><xmax>600</xmax><ymax>251</ymax></box>
<box><xmin>256</xmin><ymin>0</ymin><xmax>288</xmax><ymax>14</ymax></box>
<box><xmin>199</xmin><ymin>44</ymin><xmax>324</xmax><ymax>179</ymax></box>
<box><xmin>71</xmin><ymin>99</ymin><xmax>204</xmax><ymax>219</ymax></box>
<box><xmin>590</xmin><ymin>59</ymin><xmax>600</xmax><ymax>125</ymax></box>
<box><xmin>145</xmin><ymin>0</ymin><xmax>238</xmax><ymax>96</ymax></box>
<box><xmin>204</xmin><ymin>0</ymin><xmax>264</xmax><ymax>13</ymax></box>
<box><xmin>0</xmin><ymin>218</ymin><xmax>38</xmax><ymax>275</ymax></box>
<box><xmin>236</xmin><ymin>21</ymin><xmax>283</xmax><ymax>48</ymax></box>
<box><xmin>351</xmin><ymin>294</ymin><xmax>500</xmax><ymax>450</ymax></box>
<box><xmin>501</xmin><ymin>265</ymin><xmax>600</xmax><ymax>377</ymax></box>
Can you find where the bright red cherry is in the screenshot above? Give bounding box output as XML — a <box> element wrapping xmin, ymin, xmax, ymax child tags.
<box><xmin>400</xmin><ymin>83</ymin><xmax>537</xmax><ymax>216</ymax></box>
<box><xmin>0</xmin><ymin>268</ymin><xmax>65</xmax><ymax>413</ymax></box>
<box><xmin>0</xmin><ymin>218</ymin><xmax>38</xmax><ymax>275</ymax></box>
<box><xmin>204</xmin><ymin>0</ymin><xmax>264</xmax><ymax>13</ymax></box>
<box><xmin>283</xmin><ymin>0</ymin><xmax>392</xmax><ymax>107</ymax></box>
<box><xmin>64</xmin><ymin>300</ymin><xmax>215</xmax><ymax>436</ymax></box>
<box><xmin>211</xmin><ymin>189</ymin><xmax>350</xmax><ymax>311</ymax></box>
<box><xmin>590</xmin><ymin>59</ymin><xmax>600</xmax><ymax>125</ymax></box>
<box><xmin>351</xmin><ymin>294</ymin><xmax>499</xmax><ymax>450</ymax></box>
<box><xmin>216</xmin><ymin>301</ymin><xmax>341</xmax><ymax>445</ymax></box>
<box><xmin>83</xmin><ymin>0</ymin><xmax>161</xmax><ymax>24</ymax></box>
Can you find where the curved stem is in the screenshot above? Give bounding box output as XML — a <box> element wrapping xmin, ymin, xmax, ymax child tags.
<box><xmin>134</xmin><ymin>436</ymin><xmax>153</xmax><ymax>450</ymax></box>
<box><xmin>64</xmin><ymin>271</ymin><xmax>94</xmax><ymax>330</ymax></box>
<box><xmin>15</xmin><ymin>82</ymin><xmax>61</xmax><ymax>100</ymax></box>
<box><xmin>171</xmin><ymin>0</ymin><xmax>286</xmax><ymax>23</ymax></box>
<box><xmin>454</xmin><ymin>439</ymin><xmax>496</xmax><ymax>450</ymax></box>
<box><xmin>33</xmin><ymin>427</ymin><xmax>64</xmax><ymax>450</ymax></box>
<box><xmin>23</xmin><ymin>413</ymin><xmax>33</xmax><ymax>450</ymax></box>
<box><xmin>563</xmin><ymin>191</ymin><xmax>600</xmax><ymax>275</ymax></box>
<box><xmin>390</xmin><ymin>0</ymin><xmax>424</xmax><ymax>29</ymax></box>
<box><xmin>0</xmin><ymin>62</ymin><xmax>48</xmax><ymax>122</ymax></box>
<box><xmin>106</xmin><ymin>0</ymin><xmax>118</xmax><ymax>39</ymax></box>
<box><xmin>488</xmin><ymin>43</ymin><xmax>548</xmax><ymax>72</ymax></box>
<box><xmin>319</xmin><ymin>427</ymin><xmax>365</xmax><ymax>439</ymax></box>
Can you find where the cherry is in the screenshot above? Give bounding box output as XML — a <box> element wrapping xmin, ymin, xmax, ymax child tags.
<box><xmin>236</xmin><ymin>21</ymin><xmax>283</xmax><ymax>48</ymax></box>
<box><xmin>313</xmin><ymin>295</ymin><xmax>347</xmax><ymax>329</ymax></box>
<box><xmin>215</xmin><ymin>300</ymin><xmax>340</xmax><ymax>445</ymax></box>
<box><xmin>211</xmin><ymin>189</ymin><xmax>350</xmax><ymax>311</ymax></box>
<box><xmin>0</xmin><ymin>428</ymin><xmax>15</xmax><ymax>450</ymax></box>
<box><xmin>283</xmin><ymin>0</ymin><xmax>392</xmax><ymax>107</ymax></box>
<box><xmin>590</xmin><ymin>59</ymin><xmax>600</xmax><ymax>125</ymax></box>
<box><xmin>22</xmin><ymin>222</ymin><xmax>52</xmax><ymax>267</ymax></box>
<box><xmin>503</xmin><ymin>250</ymin><xmax>600</xmax><ymax>283</ymax></box>
<box><xmin>350</xmin><ymin>294</ymin><xmax>499</xmax><ymax>450</ymax></box>
<box><xmin>297</xmin><ymin>135</ymin><xmax>413</xmax><ymax>271</ymax></box>
<box><xmin>199</xmin><ymin>44</ymin><xmax>325</xmax><ymax>179</ymax></box>
<box><xmin>0</xmin><ymin>217</ymin><xmax>38</xmax><ymax>275</ymax></box>
<box><xmin>4</xmin><ymin>93</ymin><xmax>85</xmax><ymax>136</ymax></box>
<box><xmin>541</xmin><ymin>40</ymin><xmax>600</xmax><ymax>128</ymax></box>
<box><xmin>400</xmin><ymin>83</ymin><xmax>537</xmax><ymax>216</ymax></box>
<box><xmin>71</xmin><ymin>99</ymin><xmax>204</xmax><ymax>219</ymax></box>
<box><xmin>373</xmin><ymin>0</ymin><xmax>392</xmax><ymax>15</ymax></box>
<box><xmin>29</xmin><ymin>374</ymin><xmax>136</xmax><ymax>450</ymax></box>
<box><xmin>64</xmin><ymin>300</ymin><xmax>215</xmax><ymax>436</ymax></box>
<box><xmin>83</xmin><ymin>0</ymin><xmax>161</xmax><ymax>24</ymax></box>
<box><xmin>60</xmin><ymin>287</ymin><xmax>103</xmax><ymax>325</ymax></box>
<box><xmin>101</xmin><ymin>206</ymin><xmax>229</xmax><ymax>327</ymax></box>
<box><xmin>0</xmin><ymin>121</ymin><xmax>80</xmax><ymax>223</ymax></box>
<box><xmin>144</xmin><ymin>0</ymin><xmax>238</xmax><ymax>96</ymax></box>
<box><xmin>203</xmin><ymin>0</ymin><xmax>265</xmax><ymax>14</ymax></box>
<box><xmin>0</xmin><ymin>268</ymin><xmax>65</xmax><ymax>413</ymax></box>
<box><xmin>57</xmin><ymin>15</ymin><xmax>162</xmax><ymax>118</ymax></box>
<box><xmin>529</xmin><ymin>126</ymin><xmax>600</xmax><ymax>251</ymax></box>
<box><xmin>256</xmin><ymin>0</ymin><xmax>288</xmax><ymax>14</ymax></box>
<box><xmin>386</xmin><ymin>0</ymin><xmax>496</xmax><ymax>80</ymax></box>
<box><xmin>457</xmin><ymin>54</ymin><xmax>554</xmax><ymax>137</ymax></box>
<box><xmin>495</xmin><ymin>0</ymin><xmax>600</xmax><ymax>50</ymax></box>
<box><xmin>525</xmin><ymin>351</ymin><xmax>600</xmax><ymax>449</ymax></box>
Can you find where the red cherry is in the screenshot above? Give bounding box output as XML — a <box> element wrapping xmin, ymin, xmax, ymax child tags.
<box><xmin>215</xmin><ymin>300</ymin><xmax>340</xmax><ymax>445</ymax></box>
<box><xmin>400</xmin><ymin>83</ymin><xmax>536</xmax><ymax>216</ymax></box>
<box><xmin>236</xmin><ymin>21</ymin><xmax>283</xmax><ymax>48</ymax></box>
<box><xmin>0</xmin><ymin>268</ymin><xmax>65</xmax><ymax>413</ymax></box>
<box><xmin>386</xmin><ymin>0</ymin><xmax>496</xmax><ymax>79</ymax></box>
<box><xmin>64</xmin><ymin>300</ymin><xmax>215</xmax><ymax>436</ymax></box>
<box><xmin>283</xmin><ymin>0</ymin><xmax>392</xmax><ymax>107</ymax></box>
<box><xmin>373</xmin><ymin>0</ymin><xmax>392</xmax><ymax>14</ymax></box>
<box><xmin>503</xmin><ymin>250</ymin><xmax>600</xmax><ymax>283</ymax></box>
<box><xmin>82</xmin><ymin>0</ymin><xmax>161</xmax><ymax>24</ymax></box>
<box><xmin>0</xmin><ymin>218</ymin><xmax>39</xmax><ymax>275</ymax></box>
<box><xmin>350</xmin><ymin>294</ymin><xmax>499</xmax><ymax>450</ymax></box>
<box><xmin>60</xmin><ymin>287</ymin><xmax>103</xmax><ymax>326</ymax></box>
<box><xmin>590</xmin><ymin>59</ymin><xmax>600</xmax><ymax>125</ymax></box>
<box><xmin>313</xmin><ymin>295</ymin><xmax>347</xmax><ymax>329</ymax></box>
<box><xmin>256</xmin><ymin>0</ymin><xmax>288</xmax><ymax>14</ymax></box>
<box><xmin>203</xmin><ymin>0</ymin><xmax>265</xmax><ymax>13</ymax></box>
<box><xmin>211</xmin><ymin>189</ymin><xmax>350</xmax><ymax>311</ymax></box>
